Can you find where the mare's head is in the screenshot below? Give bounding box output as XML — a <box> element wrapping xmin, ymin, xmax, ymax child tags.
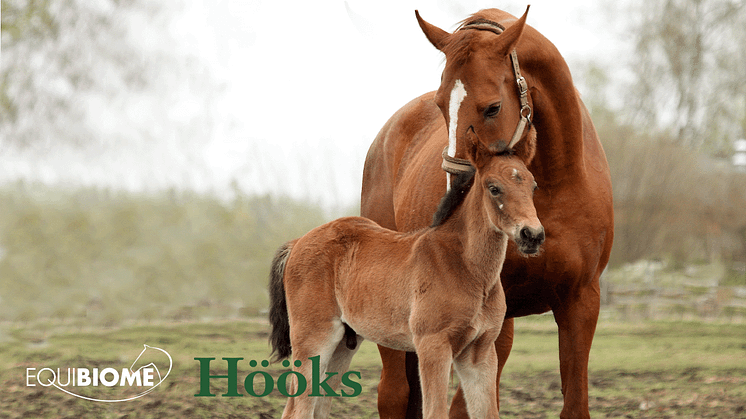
<box><xmin>415</xmin><ymin>7</ymin><xmax>536</xmax><ymax>162</ymax></box>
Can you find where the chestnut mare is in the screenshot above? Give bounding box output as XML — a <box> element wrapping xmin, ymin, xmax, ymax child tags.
<box><xmin>269</xmin><ymin>135</ymin><xmax>545</xmax><ymax>418</ymax></box>
<box><xmin>360</xmin><ymin>7</ymin><xmax>614</xmax><ymax>419</ymax></box>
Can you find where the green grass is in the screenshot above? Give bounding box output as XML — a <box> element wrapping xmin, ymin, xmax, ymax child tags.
<box><xmin>2</xmin><ymin>318</ymin><xmax>745</xmax><ymax>418</ymax></box>
<box><xmin>506</xmin><ymin>314</ymin><xmax>746</xmax><ymax>374</ymax></box>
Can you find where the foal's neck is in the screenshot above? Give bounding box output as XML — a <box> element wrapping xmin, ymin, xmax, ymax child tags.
<box><xmin>437</xmin><ymin>185</ymin><xmax>508</xmax><ymax>288</ymax></box>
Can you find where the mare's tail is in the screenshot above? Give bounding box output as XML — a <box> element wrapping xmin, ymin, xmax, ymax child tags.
<box><xmin>269</xmin><ymin>240</ymin><xmax>294</xmax><ymax>362</ymax></box>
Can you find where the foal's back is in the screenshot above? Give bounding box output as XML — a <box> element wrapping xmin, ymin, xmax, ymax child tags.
<box><xmin>283</xmin><ymin>215</ymin><xmax>417</xmax><ymax>306</ymax></box>
<box><xmin>284</xmin><ymin>215</ymin><xmax>463</xmax><ymax>351</ymax></box>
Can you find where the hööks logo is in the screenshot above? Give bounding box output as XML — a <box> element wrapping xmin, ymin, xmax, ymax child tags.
<box><xmin>26</xmin><ymin>344</ymin><xmax>172</xmax><ymax>402</ymax></box>
<box><xmin>194</xmin><ymin>356</ymin><xmax>362</xmax><ymax>398</ymax></box>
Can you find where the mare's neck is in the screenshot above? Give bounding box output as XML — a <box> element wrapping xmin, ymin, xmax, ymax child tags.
<box><xmin>523</xmin><ymin>47</ymin><xmax>587</xmax><ymax>187</ymax></box>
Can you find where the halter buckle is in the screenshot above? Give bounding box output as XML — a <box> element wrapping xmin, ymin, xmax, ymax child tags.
<box><xmin>516</xmin><ymin>76</ymin><xmax>529</xmax><ymax>96</ymax></box>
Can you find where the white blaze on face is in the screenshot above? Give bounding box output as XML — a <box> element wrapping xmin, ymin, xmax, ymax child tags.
<box><xmin>446</xmin><ymin>79</ymin><xmax>467</xmax><ymax>191</ymax></box>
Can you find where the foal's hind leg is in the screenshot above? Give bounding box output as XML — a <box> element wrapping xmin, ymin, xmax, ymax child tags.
<box><xmin>282</xmin><ymin>319</ymin><xmax>346</xmax><ymax>419</ymax></box>
<box><xmin>313</xmin><ymin>330</ymin><xmax>364</xmax><ymax>418</ymax></box>
<box><xmin>452</xmin><ymin>335</ymin><xmax>500</xmax><ymax>419</ymax></box>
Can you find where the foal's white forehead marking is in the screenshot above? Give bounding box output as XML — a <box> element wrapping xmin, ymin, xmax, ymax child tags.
<box><xmin>446</xmin><ymin>79</ymin><xmax>467</xmax><ymax>191</ymax></box>
<box><xmin>512</xmin><ymin>168</ymin><xmax>519</xmax><ymax>178</ymax></box>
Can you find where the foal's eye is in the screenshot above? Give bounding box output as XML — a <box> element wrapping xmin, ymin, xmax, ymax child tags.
<box><xmin>488</xmin><ymin>185</ymin><xmax>502</xmax><ymax>196</ymax></box>
<box><xmin>484</xmin><ymin>103</ymin><xmax>501</xmax><ymax>118</ymax></box>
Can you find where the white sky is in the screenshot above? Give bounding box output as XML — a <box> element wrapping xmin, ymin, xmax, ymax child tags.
<box><xmin>174</xmin><ymin>0</ymin><xmax>628</xmax><ymax>209</ymax></box>
<box><xmin>2</xmin><ymin>0</ymin><xmax>631</xmax><ymax>212</ymax></box>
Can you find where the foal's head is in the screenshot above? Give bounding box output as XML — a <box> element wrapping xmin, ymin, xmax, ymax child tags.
<box><xmin>475</xmin><ymin>149</ymin><xmax>544</xmax><ymax>256</ymax></box>
<box><xmin>431</xmin><ymin>124</ymin><xmax>545</xmax><ymax>256</ymax></box>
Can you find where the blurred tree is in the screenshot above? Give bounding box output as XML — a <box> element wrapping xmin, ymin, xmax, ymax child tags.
<box><xmin>0</xmin><ymin>0</ymin><xmax>181</xmax><ymax>148</ymax></box>
<box><xmin>626</xmin><ymin>0</ymin><xmax>746</xmax><ymax>154</ymax></box>
<box><xmin>582</xmin><ymin>59</ymin><xmax>746</xmax><ymax>268</ymax></box>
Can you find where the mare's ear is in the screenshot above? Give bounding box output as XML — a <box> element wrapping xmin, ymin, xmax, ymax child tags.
<box><xmin>415</xmin><ymin>10</ymin><xmax>451</xmax><ymax>51</ymax></box>
<box><xmin>491</xmin><ymin>6</ymin><xmax>529</xmax><ymax>57</ymax></box>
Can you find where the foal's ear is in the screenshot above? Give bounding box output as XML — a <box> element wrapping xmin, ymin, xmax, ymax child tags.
<box><xmin>464</xmin><ymin>128</ymin><xmax>493</xmax><ymax>169</ymax></box>
<box><xmin>491</xmin><ymin>6</ymin><xmax>530</xmax><ymax>57</ymax></box>
<box><xmin>415</xmin><ymin>10</ymin><xmax>451</xmax><ymax>51</ymax></box>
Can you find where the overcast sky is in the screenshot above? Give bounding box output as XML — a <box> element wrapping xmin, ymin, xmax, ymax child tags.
<box><xmin>177</xmin><ymin>0</ymin><xmax>628</xmax><ymax>209</ymax></box>
<box><xmin>2</xmin><ymin>0</ymin><xmax>631</xmax><ymax>212</ymax></box>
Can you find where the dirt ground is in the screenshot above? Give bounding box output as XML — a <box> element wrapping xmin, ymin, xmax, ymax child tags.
<box><xmin>498</xmin><ymin>369</ymin><xmax>746</xmax><ymax>418</ymax></box>
<box><xmin>3</xmin><ymin>366</ymin><xmax>745</xmax><ymax>418</ymax></box>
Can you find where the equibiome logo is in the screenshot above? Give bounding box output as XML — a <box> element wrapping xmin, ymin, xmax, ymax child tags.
<box><xmin>26</xmin><ymin>344</ymin><xmax>172</xmax><ymax>402</ymax></box>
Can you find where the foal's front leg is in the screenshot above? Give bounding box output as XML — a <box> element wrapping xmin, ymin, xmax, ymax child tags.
<box><xmin>452</xmin><ymin>333</ymin><xmax>500</xmax><ymax>419</ymax></box>
<box><xmin>413</xmin><ymin>333</ymin><xmax>454</xmax><ymax>419</ymax></box>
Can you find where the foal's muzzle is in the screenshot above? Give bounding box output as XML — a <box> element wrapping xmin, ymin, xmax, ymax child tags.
<box><xmin>517</xmin><ymin>225</ymin><xmax>545</xmax><ymax>255</ymax></box>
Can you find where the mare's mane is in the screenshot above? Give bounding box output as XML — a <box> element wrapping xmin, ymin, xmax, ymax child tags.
<box><xmin>441</xmin><ymin>14</ymin><xmax>505</xmax><ymax>67</ymax></box>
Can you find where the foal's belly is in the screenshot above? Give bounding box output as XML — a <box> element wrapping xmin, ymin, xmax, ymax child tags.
<box><xmin>360</xmin><ymin>327</ymin><xmax>416</xmax><ymax>352</ymax></box>
<box><xmin>340</xmin><ymin>300</ymin><xmax>416</xmax><ymax>352</ymax></box>
<box><xmin>335</xmin><ymin>231</ymin><xmax>420</xmax><ymax>352</ymax></box>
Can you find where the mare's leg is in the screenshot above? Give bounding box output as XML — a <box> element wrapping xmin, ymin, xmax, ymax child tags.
<box><xmin>377</xmin><ymin>345</ymin><xmax>410</xmax><ymax>419</ymax></box>
<box><xmin>405</xmin><ymin>352</ymin><xmax>423</xmax><ymax>419</ymax></box>
<box><xmin>282</xmin><ymin>319</ymin><xmax>346</xmax><ymax>419</ymax></box>
<box><xmin>449</xmin><ymin>318</ymin><xmax>513</xmax><ymax>418</ymax></box>
<box><xmin>451</xmin><ymin>333</ymin><xmax>500</xmax><ymax>419</ymax></box>
<box><xmin>494</xmin><ymin>317</ymin><xmax>514</xmax><ymax>409</ymax></box>
<box><xmin>313</xmin><ymin>334</ymin><xmax>364</xmax><ymax>418</ymax></box>
<box><xmin>413</xmin><ymin>334</ymin><xmax>453</xmax><ymax>419</ymax></box>
<box><xmin>553</xmin><ymin>282</ymin><xmax>600</xmax><ymax>419</ymax></box>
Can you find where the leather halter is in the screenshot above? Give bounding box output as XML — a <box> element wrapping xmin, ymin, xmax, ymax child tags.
<box><xmin>442</xmin><ymin>146</ymin><xmax>475</xmax><ymax>175</ymax></box>
<box><xmin>441</xmin><ymin>20</ymin><xmax>532</xmax><ymax>177</ymax></box>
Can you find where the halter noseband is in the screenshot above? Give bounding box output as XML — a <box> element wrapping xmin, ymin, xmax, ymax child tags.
<box><xmin>441</xmin><ymin>19</ymin><xmax>532</xmax><ymax>178</ymax></box>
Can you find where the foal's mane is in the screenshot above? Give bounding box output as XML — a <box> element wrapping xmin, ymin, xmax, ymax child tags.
<box><xmin>430</xmin><ymin>170</ymin><xmax>476</xmax><ymax>228</ymax></box>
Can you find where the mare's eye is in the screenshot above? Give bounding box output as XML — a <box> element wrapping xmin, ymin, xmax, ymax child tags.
<box><xmin>488</xmin><ymin>185</ymin><xmax>502</xmax><ymax>196</ymax></box>
<box><xmin>484</xmin><ymin>103</ymin><xmax>501</xmax><ymax>118</ymax></box>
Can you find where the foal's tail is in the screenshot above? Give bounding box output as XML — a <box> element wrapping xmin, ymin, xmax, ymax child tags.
<box><xmin>269</xmin><ymin>240</ymin><xmax>294</xmax><ymax>362</ymax></box>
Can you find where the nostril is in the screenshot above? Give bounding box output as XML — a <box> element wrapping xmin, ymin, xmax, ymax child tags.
<box><xmin>536</xmin><ymin>228</ymin><xmax>545</xmax><ymax>243</ymax></box>
<box><xmin>520</xmin><ymin>226</ymin><xmax>545</xmax><ymax>243</ymax></box>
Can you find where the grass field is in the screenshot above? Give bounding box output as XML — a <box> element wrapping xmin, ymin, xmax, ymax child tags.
<box><xmin>2</xmin><ymin>316</ymin><xmax>744</xmax><ymax>418</ymax></box>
